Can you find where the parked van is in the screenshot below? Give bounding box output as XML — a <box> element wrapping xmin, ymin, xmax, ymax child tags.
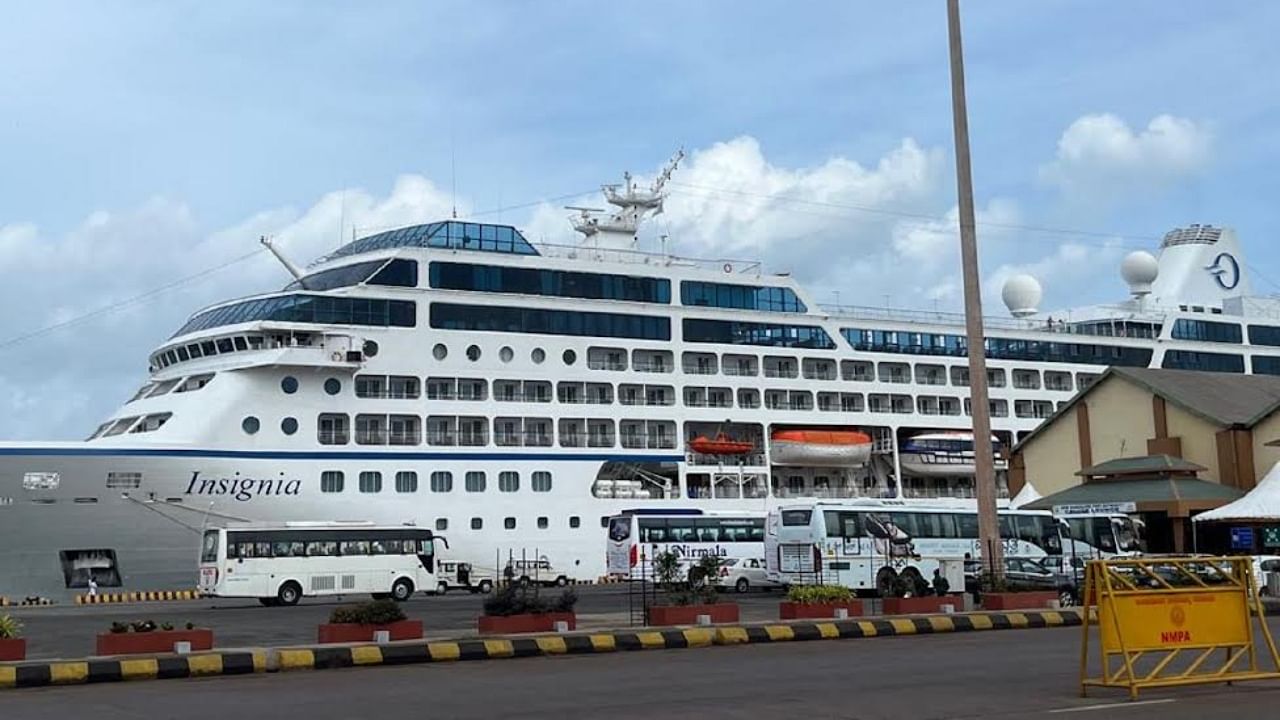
<box><xmin>436</xmin><ymin>561</ymin><xmax>494</xmax><ymax>594</ymax></box>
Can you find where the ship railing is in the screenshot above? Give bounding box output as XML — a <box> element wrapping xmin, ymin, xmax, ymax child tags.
<box><xmin>685</xmin><ymin>452</ymin><xmax>766</xmax><ymax>466</ymax></box>
<box><xmin>632</xmin><ymin>361</ymin><xmax>673</xmax><ymax>373</ymax></box>
<box><xmin>318</xmin><ymin>431</ymin><xmax>349</xmax><ymax>445</ymax></box>
<box><xmin>534</xmin><ymin>241</ymin><xmax>763</xmax><ymax>275</ymax></box>
<box><xmin>820</xmin><ymin>301</ymin><xmax>1170</xmax><ymax>337</ymax></box>
<box><xmin>587</xmin><ymin>360</ymin><xmax>628</xmax><ymax>371</ymax></box>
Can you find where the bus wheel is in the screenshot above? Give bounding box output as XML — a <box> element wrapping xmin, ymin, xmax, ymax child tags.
<box><xmin>519</xmin><ymin>576</ymin><xmax>531</xmax><ymax>587</ymax></box>
<box><xmin>876</xmin><ymin>568</ymin><xmax>898</xmax><ymax>597</ymax></box>
<box><xmin>477</xmin><ymin>580</ymin><xmax>494</xmax><ymax>594</ymax></box>
<box><xmin>391</xmin><ymin>578</ymin><xmax>414</xmax><ymax>602</ymax></box>
<box><xmin>555</xmin><ymin>576</ymin><xmax>569</xmax><ymax>587</ymax></box>
<box><xmin>437</xmin><ymin>581</ymin><xmax>448</xmax><ymax>595</ymax></box>
<box><xmin>277</xmin><ymin>581</ymin><xmax>302</xmax><ymax>606</ymax></box>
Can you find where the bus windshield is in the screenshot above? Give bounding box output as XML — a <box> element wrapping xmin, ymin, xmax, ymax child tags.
<box><xmin>1114</xmin><ymin>518</ymin><xmax>1141</xmax><ymax>552</ymax></box>
<box><xmin>200</xmin><ymin>530</ymin><xmax>220</xmax><ymax>564</ymax></box>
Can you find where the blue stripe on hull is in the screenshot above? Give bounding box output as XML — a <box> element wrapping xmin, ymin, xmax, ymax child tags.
<box><xmin>0</xmin><ymin>447</ymin><xmax>685</xmax><ymax>462</ymax></box>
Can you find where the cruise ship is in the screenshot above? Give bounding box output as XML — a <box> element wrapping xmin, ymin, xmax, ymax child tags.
<box><xmin>2</xmin><ymin>154</ymin><xmax>1278</xmax><ymax>598</ymax></box>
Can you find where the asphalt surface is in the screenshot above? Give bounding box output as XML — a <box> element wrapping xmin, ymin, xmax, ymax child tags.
<box><xmin>9</xmin><ymin>623</ymin><xmax>1280</xmax><ymax>719</ymax></box>
<box><xmin>6</xmin><ymin>584</ymin><xmax>800</xmax><ymax>659</ymax></box>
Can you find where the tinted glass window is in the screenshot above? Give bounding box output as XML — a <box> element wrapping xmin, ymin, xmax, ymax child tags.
<box><xmin>781</xmin><ymin>510</ymin><xmax>812</xmax><ymax>526</ymax></box>
<box><xmin>840</xmin><ymin>328</ymin><xmax>1153</xmax><ymax>367</ymax></box>
<box><xmin>174</xmin><ymin>294</ymin><xmax>416</xmax><ymax>337</ymax></box>
<box><xmin>430</xmin><ymin>262</ymin><xmax>669</xmax><ymax>304</ymax></box>
<box><xmin>431</xmin><ymin>303</ymin><xmax>670</xmax><ymax>341</ymax></box>
<box><xmin>684</xmin><ymin>319</ymin><xmax>834</xmax><ymax>349</ymax></box>
<box><xmin>1171</xmin><ymin>319</ymin><xmax>1242</xmax><ymax>344</ymax></box>
<box><xmin>680</xmin><ymin>281</ymin><xmax>806</xmax><ymax>313</ymax></box>
<box><xmin>1162</xmin><ymin>350</ymin><xmax>1245</xmax><ymax>373</ymax></box>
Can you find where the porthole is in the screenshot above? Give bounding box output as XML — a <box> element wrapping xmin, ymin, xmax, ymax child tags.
<box><xmin>499</xmin><ymin>346</ymin><xmax>514</xmax><ymax>363</ymax></box>
<box><xmin>324</xmin><ymin>378</ymin><xmax>341</xmax><ymax>396</ymax></box>
<box><xmin>466</xmin><ymin>345</ymin><xmax>481</xmax><ymax>362</ymax></box>
<box><xmin>281</xmin><ymin>376</ymin><xmax>298</xmax><ymax>394</ymax></box>
<box><xmin>281</xmin><ymin>417</ymin><xmax>298</xmax><ymax>435</ymax></box>
<box><xmin>531</xmin><ymin>348</ymin><xmax>546</xmax><ymax>364</ymax></box>
<box><xmin>363</xmin><ymin>340</ymin><xmax>379</xmax><ymax>358</ymax></box>
<box><xmin>242</xmin><ymin>416</ymin><xmax>260</xmax><ymax>435</ymax></box>
<box><xmin>433</xmin><ymin>343</ymin><xmax>448</xmax><ymax>360</ymax></box>
<box><xmin>563</xmin><ymin>349</ymin><xmax>577</xmax><ymax>366</ymax></box>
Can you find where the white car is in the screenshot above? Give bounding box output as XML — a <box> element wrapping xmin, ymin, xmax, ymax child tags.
<box><xmin>718</xmin><ymin>558</ymin><xmax>782</xmax><ymax>593</ymax></box>
<box><xmin>1253</xmin><ymin>555</ymin><xmax>1280</xmax><ymax>595</ymax></box>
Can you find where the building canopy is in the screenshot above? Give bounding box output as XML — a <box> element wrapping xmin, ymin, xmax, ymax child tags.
<box><xmin>1026</xmin><ymin>454</ymin><xmax>1241</xmax><ymax>517</ymax></box>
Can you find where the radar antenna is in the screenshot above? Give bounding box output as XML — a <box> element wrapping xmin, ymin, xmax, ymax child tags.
<box><xmin>569</xmin><ymin>149</ymin><xmax>683</xmax><ymax>249</ymax></box>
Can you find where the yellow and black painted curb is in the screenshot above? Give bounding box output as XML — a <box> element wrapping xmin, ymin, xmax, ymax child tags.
<box><xmin>0</xmin><ymin>651</ymin><xmax>267</xmax><ymax>689</ymax></box>
<box><xmin>75</xmin><ymin>589</ymin><xmax>200</xmax><ymax>605</ymax></box>
<box><xmin>0</xmin><ymin>609</ymin><xmax>1082</xmax><ymax>690</ymax></box>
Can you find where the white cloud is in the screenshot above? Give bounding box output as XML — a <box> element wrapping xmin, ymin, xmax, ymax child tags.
<box><xmin>983</xmin><ymin>237</ymin><xmax>1128</xmax><ymax>315</ymax></box>
<box><xmin>1039</xmin><ymin>113</ymin><xmax>1212</xmax><ymax>204</ymax></box>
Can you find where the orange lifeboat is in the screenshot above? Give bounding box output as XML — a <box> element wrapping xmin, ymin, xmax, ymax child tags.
<box><xmin>688</xmin><ymin>434</ymin><xmax>755</xmax><ymax>455</ymax></box>
<box><xmin>769</xmin><ymin>428</ymin><xmax>873</xmax><ymax>467</ymax></box>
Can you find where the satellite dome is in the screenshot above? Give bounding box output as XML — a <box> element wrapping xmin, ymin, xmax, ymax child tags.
<box><xmin>1121</xmin><ymin>250</ymin><xmax>1159</xmax><ymax>296</ymax></box>
<box><xmin>1001</xmin><ymin>274</ymin><xmax>1042</xmax><ymax>318</ymax></box>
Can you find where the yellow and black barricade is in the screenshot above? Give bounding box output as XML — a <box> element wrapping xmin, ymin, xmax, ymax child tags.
<box><xmin>1080</xmin><ymin>555</ymin><xmax>1280</xmax><ymax>700</ymax></box>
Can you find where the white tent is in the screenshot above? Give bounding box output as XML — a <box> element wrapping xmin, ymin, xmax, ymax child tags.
<box><xmin>1194</xmin><ymin>461</ymin><xmax>1280</xmax><ymax>522</ymax></box>
<box><xmin>1009</xmin><ymin>481</ymin><xmax>1042</xmax><ymax>509</ymax></box>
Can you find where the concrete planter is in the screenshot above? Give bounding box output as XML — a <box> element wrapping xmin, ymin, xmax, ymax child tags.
<box><xmin>318</xmin><ymin>619</ymin><xmax>423</xmax><ymax>644</ymax></box>
<box><xmin>882</xmin><ymin>595</ymin><xmax>961</xmax><ymax>615</ymax></box>
<box><xmin>0</xmin><ymin>638</ymin><xmax>26</xmax><ymax>661</ymax></box>
<box><xmin>779</xmin><ymin>600</ymin><xmax>865</xmax><ymax>620</ymax></box>
<box><xmin>95</xmin><ymin>629</ymin><xmax>213</xmax><ymax>656</ymax></box>
<box><xmin>981</xmin><ymin>591</ymin><xmax>1058</xmax><ymax>611</ymax></box>
<box><xmin>646</xmin><ymin>603</ymin><xmax>740</xmax><ymax>626</ymax></box>
<box><xmin>478</xmin><ymin>612</ymin><xmax>576</xmax><ymax>635</ymax></box>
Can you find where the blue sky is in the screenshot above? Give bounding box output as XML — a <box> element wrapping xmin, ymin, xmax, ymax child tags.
<box><xmin>1</xmin><ymin>1</ymin><xmax>1278</xmax><ymax>438</ymax></box>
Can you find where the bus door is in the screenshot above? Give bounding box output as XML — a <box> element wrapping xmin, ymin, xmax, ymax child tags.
<box><xmin>416</xmin><ymin>537</ymin><xmax>440</xmax><ymax>574</ymax></box>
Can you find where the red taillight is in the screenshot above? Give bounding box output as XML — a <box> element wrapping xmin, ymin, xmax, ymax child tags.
<box><xmin>629</xmin><ymin>544</ymin><xmax>638</xmax><ymax>568</ymax></box>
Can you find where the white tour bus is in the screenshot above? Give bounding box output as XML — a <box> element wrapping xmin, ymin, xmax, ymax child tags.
<box><xmin>1052</xmin><ymin>503</ymin><xmax>1144</xmax><ymax>558</ymax></box>
<box><xmin>198</xmin><ymin>522</ymin><xmax>441</xmax><ymax>606</ymax></box>
<box><xmin>765</xmin><ymin>500</ymin><xmax>1061</xmax><ymax>595</ymax></box>
<box><xmin>606</xmin><ymin>510</ymin><xmax>765</xmax><ymax>579</ymax></box>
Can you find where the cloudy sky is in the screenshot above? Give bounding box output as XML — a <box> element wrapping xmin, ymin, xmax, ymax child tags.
<box><xmin>1</xmin><ymin>1</ymin><xmax>1278</xmax><ymax>439</ymax></box>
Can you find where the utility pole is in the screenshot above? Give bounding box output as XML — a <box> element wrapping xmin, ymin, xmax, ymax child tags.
<box><xmin>946</xmin><ymin>0</ymin><xmax>1003</xmax><ymax>578</ymax></box>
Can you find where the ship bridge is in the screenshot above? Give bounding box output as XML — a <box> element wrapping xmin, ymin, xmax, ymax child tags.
<box><xmin>321</xmin><ymin>221</ymin><xmax>540</xmax><ymax>263</ymax></box>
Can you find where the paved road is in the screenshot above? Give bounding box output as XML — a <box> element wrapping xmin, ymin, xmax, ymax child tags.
<box><xmin>6</xmin><ymin>585</ymin><xmax>799</xmax><ymax>659</ymax></box>
<box><xmin>8</xmin><ymin>624</ymin><xmax>1280</xmax><ymax>719</ymax></box>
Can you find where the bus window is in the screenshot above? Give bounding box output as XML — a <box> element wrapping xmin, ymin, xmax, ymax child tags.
<box><xmin>781</xmin><ymin>510</ymin><xmax>812</xmax><ymax>526</ymax></box>
<box><xmin>748</xmin><ymin>519</ymin><xmax>765</xmax><ymax>542</ymax></box>
<box><xmin>667</xmin><ymin>519</ymin><xmax>696</xmax><ymax>542</ymax></box>
<box><xmin>306</xmin><ymin>540</ymin><xmax>338</xmax><ymax>556</ymax></box>
<box><xmin>957</xmin><ymin>513</ymin><xmax>979</xmax><ymax>539</ymax></box>
<box><xmin>889</xmin><ymin>512</ymin><xmax>920</xmax><ymax>538</ymax></box>
<box><xmin>998</xmin><ymin>516</ymin><xmax>1015</xmax><ymax>539</ymax></box>
<box><xmin>695</xmin><ymin>519</ymin><xmax>721</xmax><ymax>542</ymax></box>
<box><xmin>610</xmin><ymin>517</ymin><xmax>633</xmax><ymax>542</ymax></box>
<box><xmin>200</xmin><ymin>531</ymin><xmax>220</xmax><ymax>563</ymax></box>
<box><xmin>916</xmin><ymin>512</ymin><xmax>956</xmax><ymax>539</ymax></box>
<box><xmin>341</xmin><ymin>540</ymin><xmax>370</xmax><ymax>556</ymax></box>
<box><xmin>272</xmin><ymin>541</ymin><xmax>296</xmax><ymax>557</ymax></box>
<box><xmin>639</xmin><ymin>520</ymin><xmax>667</xmax><ymax>543</ymax></box>
<box><xmin>415</xmin><ymin>539</ymin><xmax>435</xmax><ymax>556</ymax></box>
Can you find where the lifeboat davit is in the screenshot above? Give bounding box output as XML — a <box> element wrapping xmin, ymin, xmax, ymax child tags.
<box><xmin>769</xmin><ymin>429</ymin><xmax>872</xmax><ymax>467</ymax></box>
<box><xmin>688</xmin><ymin>434</ymin><xmax>755</xmax><ymax>456</ymax></box>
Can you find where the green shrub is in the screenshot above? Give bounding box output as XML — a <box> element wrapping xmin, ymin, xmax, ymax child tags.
<box><xmin>786</xmin><ymin>585</ymin><xmax>854</xmax><ymax>604</ymax></box>
<box><xmin>109</xmin><ymin>621</ymin><xmax>130</xmax><ymax>634</ymax></box>
<box><xmin>328</xmin><ymin>599</ymin><xmax>408</xmax><ymax>625</ymax></box>
<box><xmin>482</xmin><ymin>585</ymin><xmax>577</xmax><ymax>617</ymax></box>
<box><xmin>0</xmin><ymin>614</ymin><xmax>21</xmax><ymax>640</ymax></box>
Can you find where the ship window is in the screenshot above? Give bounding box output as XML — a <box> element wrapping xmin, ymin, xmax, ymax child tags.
<box><xmin>430</xmin><ymin>471</ymin><xmax>453</xmax><ymax>492</ymax></box>
<box><xmin>563</xmin><ymin>349</ymin><xmax>577</xmax><ymax>365</ymax></box>
<box><xmin>103</xmin><ymin>417</ymin><xmax>140</xmax><ymax>437</ymax></box>
<box><xmin>504</xmin><ymin>517</ymin><xmax>517</xmax><ymax>530</ymax></box>
<box><xmin>465</xmin><ymin>471</ymin><xmax>487</xmax><ymax>493</ymax></box>
<box><xmin>532</xmin><ymin>348</ymin><xmax>546</xmax><ymax>364</ymax></box>
<box><xmin>1249</xmin><ymin>326</ymin><xmax>1280</xmax><ymax>347</ymax></box>
<box><xmin>147</xmin><ymin>379</ymin><xmax>181</xmax><ymax>398</ymax></box>
<box><xmin>430</xmin><ymin>261</ymin><xmax>670</xmax><ymax>304</ymax></box>
<box><xmin>173</xmin><ymin>294</ymin><xmax>417</xmax><ymax>337</ymax></box>
<box><xmin>242</xmin><ymin>417</ymin><xmax>260</xmax><ymax>435</ymax></box>
<box><xmin>285</xmin><ymin>259</ymin><xmax>385</xmax><ymax>291</ymax></box>
<box><xmin>1171</xmin><ymin>319</ymin><xmax>1242</xmax><ymax>344</ymax></box>
<box><xmin>368</xmin><ymin>259</ymin><xmax>419</xmax><ymax>287</ymax></box>
<box><xmin>538</xmin><ymin>517</ymin><xmax>548</xmax><ymax>529</ymax></box>
<box><xmin>498</xmin><ymin>471</ymin><xmax>519</xmax><ymax>493</ymax></box>
<box><xmin>466</xmin><ymin>345</ymin><xmax>481</xmax><ymax>361</ymax></box>
<box><xmin>1162</xmin><ymin>350</ymin><xmax>1245</xmax><ymax>373</ymax></box>
<box><xmin>106</xmin><ymin>471</ymin><xmax>143</xmax><ymax>489</ymax></box>
<box><xmin>433</xmin><ymin>343</ymin><xmax>448</xmax><ymax>360</ymax></box>
<box><xmin>176</xmin><ymin>374</ymin><xmax>214</xmax><ymax>393</ymax></box>
<box><xmin>569</xmin><ymin>516</ymin><xmax>581</xmax><ymax>529</ymax></box>
<box><xmin>318</xmin><ymin>413</ymin><xmax>349</xmax><ymax>445</ymax></box>
<box><xmin>281</xmin><ymin>376</ymin><xmax>299</xmax><ymax>394</ymax></box>
<box><xmin>233</xmin><ymin>336</ymin><xmax>248</xmax><ymax>351</ymax></box>
<box><xmin>532</xmin><ymin>471</ymin><xmax>552</xmax><ymax>493</ymax></box>
<box><xmin>684</xmin><ymin>319</ymin><xmax>834</xmax><ymax>349</ymax></box>
<box><xmin>1254</xmin><ymin>356</ymin><xmax>1280</xmax><ymax>375</ymax></box>
<box><xmin>216</xmin><ymin>338</ymin><xmax>234</xmax><ymax>354</ymax></box>
<box><xmin>500</xmin><ymin>346</ymin><xmax>514</xmax><ymax>363</ymax></box>
<box><xmin>359</xmin><ymin>471</ymin><xmax>383</xmax><ymax>493</ymax></box>
<box><xmin>281</xmin><ymin>417</ymin><xmax>299</xmax><ymax>435</ymax></box>
<box><xmin>471</xmin><ymin>517</ymin><xmax>483</xmax><ymax>530</ymax></box>
<box><xmin>435</xmin><ymin>518</ymin><xmax>448</xmax><ymax>531</ymax></box>
<box><xmin>176</xmin><ymin>346</ymin><xmax>190</xmax><ymax>362</ymax></box>
<box><xmin>330</xmin><ymin>221</ymin><xmax>539</xmax><ymax>260</ymax></box>
<box><xmin>324</xmin><ymin>378</ymin><xmax>342</xmax><ymax>395</ymax></box>
<box><xmin>430</xmin><ymin>303</ymin><xmax>670</xmax><ymax>341</ymax></box>
<box><xmin>321</xmin><ymin>471</ymin><xmax>345</xmax><ymax>493</ymax></box>
<box><xmin>393</xmin><ymin>471</ymin><xmax>417</xmax><ymax>493</ymax></box>
<box><xmin>680</xmin><ymin>281</ymin><xmax>806</xmax><ymax>313</ymax></box>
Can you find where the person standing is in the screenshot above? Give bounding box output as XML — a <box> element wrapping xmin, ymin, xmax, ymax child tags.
<box><xmin>87</xmin><ymin>575</ymin><xmax>99</xmax><ymax>598</ymax></box>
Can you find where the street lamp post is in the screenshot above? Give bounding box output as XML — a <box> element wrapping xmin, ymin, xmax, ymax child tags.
<box><xmin>946</xmin><ymin>0</ymin><xmax>1003</xmax><ymax>579</ymax></box>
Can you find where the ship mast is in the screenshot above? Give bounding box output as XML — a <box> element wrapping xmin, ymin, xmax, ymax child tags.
<box><xmin>568</xmin><ymin>149</ymin><xmax>684</xmax><ymax>250</ymax></box>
